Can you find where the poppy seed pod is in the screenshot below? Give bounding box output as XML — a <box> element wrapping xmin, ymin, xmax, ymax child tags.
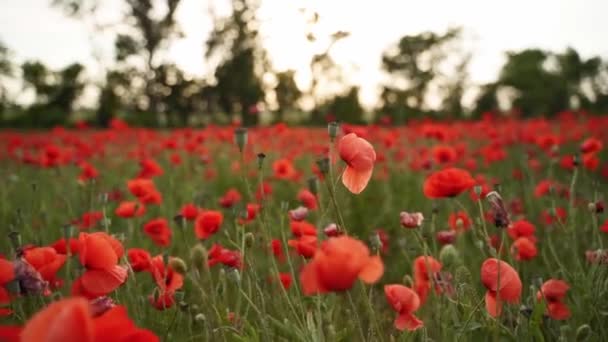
<box><xmin>256</xmin><ymin>153</ymin><xmax>266</xmax><ymax>170</ymax></box>
<box><xmin>327</xmin><ymin>122</ymin><xmax>339</xmax><ymax>141</ymax></box>
<box><xmin>234</xmin><ymin>128</ymin><xmax>247</xmax><ymax>152</ymax></box>
<box><xmin>316</xmin><ymin>157</ymin><xmax>330</xmax><ymax>176</ymax></box>
<box><xmin>307</xmin><ymin>177</ymin><xmax>318</xmax><ymax>195</ymax></box>
<box><xmin>190</xmin><ymin>244</ymin><xmax>207</xmax><ymax>270</ymax></box>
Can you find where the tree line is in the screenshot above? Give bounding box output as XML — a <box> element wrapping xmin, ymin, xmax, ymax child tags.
<box><xmin>1</xmin><ymin>0</ymin><xmax>607</xmax><ymax>128</ymax></box>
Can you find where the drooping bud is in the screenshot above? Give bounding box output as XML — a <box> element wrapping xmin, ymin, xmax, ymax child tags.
<box><xmin>288</xmin><ymin>206</ymin><xmax>309</xmax><ymax>222</ymax></box>
<box><xmin>400</xmin><ymin>211</ymin><xmax>424</xmax><ymax>229</ymax></box>
<box><xmin>13</xmin><ymin>258</ymin><xmax>48</xmax><ymax>295</ymax></box>
<box><xmin>323</xmin><ymin>223</ymin><xmax>342</xmax><ymax>237</ymax></box>
<box><xmin>169</xmin><ymin>257</ymin><xmax>188</xmax><ymax>275</ymax></box>
<box><xmin>436</xmin><ymin>230</ymin><xmax>456</xmax><ymax>246</ymax></box>
<box><xmin>485</xmin><ymin>191</ymin><xmax>510</xmax><ymax>228</ymax></box>
<box><xmin>244</xmin><ymin>232</ymin><xmax>255</xmax><ymax>247</ymax></box>
<box><xmin>576</xmin><ymin>324</ymin><xmax>592</xmax><ymax>342</ymax></box>
<box><xmin>234</xmin><ymin>127</ymin><xmax>248</xmax><ymax>153</ymax></box>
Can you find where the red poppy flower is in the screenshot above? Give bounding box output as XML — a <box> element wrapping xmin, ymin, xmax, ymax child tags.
<box><xmin>298</xmin><ymin>189</ymin><xmax>317</xmax><ymax>210</ymax></box>
<box><xmin>23</xmin><ymin>247</ymin><xmax>67</xmax><ymax>286</ymax></box>
<box><xmin>143</xmin><ymin>218</ymin><xmax>172</xmax><ymax>247</ymax></box>
<box><xmin>72</xmin><ymin>265</ymin><xmax>128</xmax><ymax>299</ymax></box>
<box><xmin>219</xmin><ymin>188</ymin><xmax>242</xmax><ymax>208</ymax></box>
<box><xmin>423</xmin><ymin>168</ymin><xmax>475</xmax><ymax>198</ymax></box>
<box><xmin>78</xmin><ymin>162</ymin><xmax>99</xmax><ymax>182</ymax></box>
<box><xmin>288</xmin><ymin>235</ymin><xmax>318</xmax><ymax>258</ymax></box>
<box><xmin>338</xmin><ymin>133</ymin><xmax>376</xmax><ymax>194</ymax></box>
<box><xmin>127</xmin><ymin>178</ymin><xmax>162</xmax><ymax>205</ymax></box>
<box><xmin>148</xmin><ymin>255</ymin><xmax>184</xmax><ymax>310</ymax></box>
<box><xmin>127</xmin><ymin>248</ymin><xmax>152</xmax><ymax>272</ymax></box>
<box><xmin>507</xmin><ymin>220</ymin><xmax>536</xmax><ymax>241</ymax></box>
<box><xmin>580</xmin><ymin>137</ymin><xmax>603</xmax><ymax>154</ymax></box>
<box><xmin>299</xmin><ymin>236</ymin><xmax>383</xmax><ymax>295</ymax></box>
<box><xmin>481</xmin><ymin>258</ymin><xmax>522</xmax><ymax>317</ymax></box>
<box><xmin>278</xmin><ymin>273</ymin><xmax>292</xmax><ymax>289</ymax></box>
<box><xmin>51</xmin><ymin>238</ymin><xmax>80</xmax><ymax>255</ymax></box>
<box><xmin>511</xmin><ymin>237</ymin><xmax>538</xmax><ymax>261</ymax></box>
<box><xmin>77</xmin><ymin>211</ymin><xmax>103</xmax><ymax>230</ymax></box>
<box><xmin>256</xmin><ymin>182</ymin><xmax>273</xmax><ymax>201</ymax></box>
<box><xmin>238</xmin><ymin>203</ymin><xmax>260</xmax><ymax>224</ymax></box>
<box><xmin>137</xmin><ymin>158</ymin><xmax>164</xmax><ymax>179</ymax></box>
<box><xmin>384</xmin><ymin>284</ymin><xmax>423</xmax><ymax>331</ymax></box>
<box><xmin>208</xmin><ymin>244</ymin><xmax>242</xmax><ymax>269</ymax></box>
<box><xmin>290</xmin><ymin>220</ymin><xmax>317</xmax><ymax>237</ymax></box>
<box><xmin>273</xmin><ymin>158</ymin><xmax>298</xmax><ymax>180</ymax></box>
<box><xmin>448</xmin><ymin>211</ymin><xmax>472</xmax><ymax>232</ymax></box>
<box><xmin>270</xmin><ymin>239</ymin><xmax>285</xmax><ymax>263</ymax></box>
<box><xmin>436</xmin><ymin>230</ymin><xmax>456</xmax><ymax>245</ymax></box>
<box><xmin>536</xmin><ymin>279</ymin><xmax>571</xmax><ymax>320</ymax></box>
<box><xmin>431</xmin><ymin>145</ymin><xmax>457</xmax><ymax>165</ymax></box>
<box><xmin>115</xmin><ymin>201</ymin><xmax>146</xmax><ymax>218</ymax></box>
<box><xmin>194</xmin><ymin>210</ymin><xmax>223</xmax><ymax>240</ymax></box>
<box><xmin>413</xmin><ymin>255</ymin><xmax>442</xmax><ymax>304</ymax></box>
<box><xmin>180</xmin><ymin>203</ymin><xmax>200</xmax><ymax>221</ymax></box>
<box><xmin>78</xmin><ymin>232</ymin><xmax>124</xmax><ymax>271</ymax></box>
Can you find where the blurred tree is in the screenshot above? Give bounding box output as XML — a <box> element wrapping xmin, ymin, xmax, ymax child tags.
<box><xmin>380</xmin><ymin>28</ymin><xmax>463</xmax><ymax>120</ymax></box>
<box><xmin>440</xmin><ymin>54</ymin><xmax>470</xmax><ymax>117</ymax></box>
<box><xmin>54</xmin><ymin>0</ymin><xmax>184</xmax><ymax>126</ymax></box>
<box><xmin>205</xmin><ymin>0</ymin><xmax>267</xmax><ymax>127</ymax></box>
<box><xmin>0</xmin><ymin>41</ymin><xmax>13</xmax><ymax>120</ymax></box>
<box><xmin>321</xmin><ymin>86</ymin><xmax>365</xmax><ymax>124</ymax></box>
<box><xmin>473</xmin><ymin>47</ymin><xmax>607</xmax><ymax>116</ymax></box>
<box><xmin>21</xmin><ymin>61</ymin><xmax>85</xmax><ymax>126</ymax></box>
<box><xmin>273</xmin><ymin>70</ymin><xmax>302</xmax><ymax>122</ymax></box>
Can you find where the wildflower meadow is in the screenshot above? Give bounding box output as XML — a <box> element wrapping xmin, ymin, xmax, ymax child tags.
<box><xmin>1</xmin><ymin>115</ymin><xmax>608</xmax><ymax>341</ymax></box>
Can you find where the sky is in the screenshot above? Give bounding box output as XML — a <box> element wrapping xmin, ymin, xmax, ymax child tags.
<box><xmin>1</xmin><ymin>0</ymin><xmax>608</xmax><ymax>108</ymax></box>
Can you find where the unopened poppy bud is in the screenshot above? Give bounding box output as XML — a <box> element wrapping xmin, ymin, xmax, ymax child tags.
<box><xmin>244</xmin><ymin>232</ymin><xmax>255</xmax><ymax>247</ymax></box>
<box><xmin>402</xmin><ymin>274</ymin><xmax>414</xmax><ymax>287</ymax></box>
<box><xmin>307</xmin><ymin>177</ymin><xmax>318</xmax><ymax>195</ymax></box>
<box><xmin>473</xmin><ymin>185</ymin><xmax>483</xmax><ymax>196</ymax></box>
<box><xmin>190</xmin><ymin>244</ymin><xmax>207</xmax><ymax>270</ymax></box>
<box><xmin>316</xmin><ymin>157</ymin><xmax>330</xmax><ymax>175</ymax></box>
<box><xmin>439</xmin><ymin>244</ymin><xmax>460</xmax><ymax>267</ymax></box>
<box><xmin>195</xmin><ymin>313</ymin><xmax>206</xmax><ymax>323</ymax></box>
<box><xmin>90</xmin><ymin>296</ymin><xmax>115</xmax><ymax>317</ymax></box>
<box><xmin>436</xmin><ymin>230</ymin><xmax>456</xmax><ymax>245</ymax></box>
<box><xmin>519</xmin><ymin>305</ymin><xmax>533</xmax><ymax>318</ymax></box>
<box><xmin>324</xmin><ymin>223</ymin><xmax>342</xmax><ymax>237</ymax></box>
<box><xmin>234</xmin><ymin>128</ymin><xmax>248</xmax><ymax>152</ymax></box>
<box><xmin>8</xmin><ymin>231</ymin><xmax>21</xmax><ymax>253</ymax></box>
<box><xmin>572</xmin><ymin>154</ymin><xmax>580</xmax><ymax>167</ymax></box>
<box><xmin>369</xmin><ymin>232</ymin><xmax>382</xmax><ymax>252</ymax></box>
<box><xmin>169</xmin><ymin>257</ymin><xmax>188</xmax><ymax>275</ymax></box>
<box><xmin>327</xmin><ymin>121</ymin><xmax>339</xmax><ymax>141</ymax></box>
<box><xmin>400</xmin><ymin>211</ymin><xmax>424</xmax><ymax>228</ymax></box>
<box><xmin>288</xmin><ymin>206</ymin><xmax>309</xmax><ymax>221</ymax></box>
<box><xmin>576</xmin><ymin>324</ymin><xmax>591</xmax><ymax>342</ymax></box>
<box><xmin>485</xmin><ymin>191</ymin><xmax>510</xmax><ymax>228</ymax></box>
<box><xmin>228</xmin><ymin>268</ymin><xmax>241</xmax><ymax>284</ymax></box>
<box><xmin>257</xmin><ymin>153</ymin><xmax>266</xmax><ymax>170</ymax></box>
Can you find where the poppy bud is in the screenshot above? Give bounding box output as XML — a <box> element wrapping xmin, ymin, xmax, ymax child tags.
<box><xmin>169</xmin><ymin>257</ymin><xmax>188</xmax><ymax>275</ymax></box>
<box><xmin>234</xmin><ymin>128</ymin><xmax>248</xmax><ymax>152</ymax></box>
<box><xmin>486</xmin><ymin>191</ymin><xmax>510</xmax><ymax>228</ymax></box>
<box><xmin>327</xmin><ymin>122</ymin><xmax>339</xmax><ymax>141</ymax></box>
<box><xmin>369</xmin><ymin>232</ymin><xmax>382</xmax><ymax>252</ymax></box>
<box><xmin>402</xmin><ymin>274</ymin><xmax>414</xmax><ymax>287</ymax></box>
<box><xmin>195</xmin><ymin>313</ymin><xmax>206</xmax><ymax>323</ymax></box>
<box><xmin>439</xmin><ymin>244</ymin><xmax>460</xmax><ymax>267</ymax></box>
<box><xmin>400</xmin><ymin>211</ymin><xmax>424</xmax><ymax>228</ymax></box>
<box><xmin>244</xmin><ymin>232</ymin><xmax>255</xmax><ymax>247</ymax></box>
<box><xmin>228</xmin><ymin>268</ymin><xmax>241</xmax><ymax>284</ymax></box>
<box><xmin>257</xmin><ymin>153</ymin><xmax>266</xmax><ymax>170</ymax></box>
<box><xmin>190</xmin><ymin>244</ymin><xmax>207</xmax><ymax>270</ymax></box>
<box><xmin>576</xmin><ymin>324</ymin><xmax>591</xmax><ymax>342</ymax></box>
<box><xmin>473</xmin><ymin>185</ymin><xmax>483</xmax><ymax>196</ymax></box>
<box><xmin>307</xmin><ymin>177</ymin><xmax>318</xmax><ymax>195</ymax></box>
<box><xmin>324</xmin><ymin>223</ymin><xmax>341</xmax><ymax>237</ymax></box>
<box><xmin>316</xmin><ymin>157</ymin><xmax>330</xmax><ymax>176</ymax></box>
<box><xmin>90</xmin><ymin>296</ymin><xmax>115</xmax><ymax>317</ymax></box>
<box><xmin>288</xmin><ymin>206</ymin><xmax>309</xmax><ymax>221</ymax></box>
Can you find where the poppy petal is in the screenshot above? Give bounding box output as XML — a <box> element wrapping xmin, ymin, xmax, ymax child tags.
<box><xmin>547</xmin><ymin>302</ymin><xmax>571</xmax><ymax>320</ymax></box>
<box><xmin>21</xmin><ymin>297</ymin><xmax>94</xmax><ymax>342</ymax></box>
<box><xmin>358</xmin><ymin>256</ymin><xmax>384</xmax><ymax>284</ymax></box>
<box><xmin>485</xmin><ymin>291</ymin><xmax>502</xmax><ymax>317</ymax></box>
<box><xmin>394</xmin><ymin>313</ymin><xmax>423</xmax><ymax>331</ymax></box>
<box><xmin>300</xmin><ymin>260</ymin><xmax>327</xmax><ymax>295</ymax></box>
<box><xmin>342</xmin><ymin>166</ymin><xmax>373</xmax><ymax>194</ymax></box>
<box><xmin>80</xmin><ymin>266</ymin><xmax>127</xmax><ymax>297</ymax></box>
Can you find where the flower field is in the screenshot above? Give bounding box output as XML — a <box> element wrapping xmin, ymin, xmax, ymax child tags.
<box><xmin>1</xmin><ymin>114</ymin><xmax>608</xmax><ymax>341</ymax></box>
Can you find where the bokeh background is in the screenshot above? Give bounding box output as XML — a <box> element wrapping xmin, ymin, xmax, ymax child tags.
<box><xmin>1</xmin><ymin>0</ymin><xmax>607</xmax><ymax>127</ymax></box>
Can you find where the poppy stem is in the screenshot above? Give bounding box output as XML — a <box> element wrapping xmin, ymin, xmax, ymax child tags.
<box><xmin>324</xmin><ymin>178</ymin><xmax>347</xmax><ymax>234</ymax></box>
<box><xmin>477</xmin><ymin>199</ymin><xmax>494</xmax><ymax>257</ymax></box>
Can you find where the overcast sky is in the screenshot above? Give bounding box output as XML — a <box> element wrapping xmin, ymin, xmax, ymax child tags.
<box><xmin>1</xmin><ymin>0</ymin><xmax>607</xmax><ymax>107</ymax></box>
